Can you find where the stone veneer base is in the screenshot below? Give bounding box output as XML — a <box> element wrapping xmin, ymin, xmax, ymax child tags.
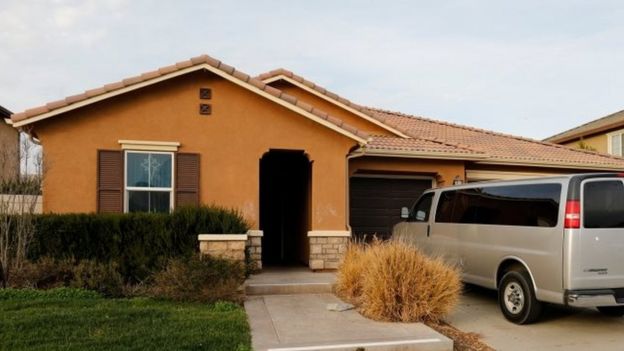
<box><xmin>308</xmin><ymin>231</ymin><xmax>350</xmax><ymax>270</ymax></box>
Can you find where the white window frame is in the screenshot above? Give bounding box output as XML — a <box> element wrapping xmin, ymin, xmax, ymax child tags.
<box><xmin>124</xmin><ymin>150</ymin><xmax>175</xmax><ymax>213</ymax></box>
<box><xmin>607</xmin><ymin>129</ymin><xmax>624</xmax><ymax>156</ymax></box>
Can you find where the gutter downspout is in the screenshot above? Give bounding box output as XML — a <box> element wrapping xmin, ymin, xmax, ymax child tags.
<box><xmin>345</xmin><ymin>149</ymin><xmax>367</xmax><ymax>235</ymax></box>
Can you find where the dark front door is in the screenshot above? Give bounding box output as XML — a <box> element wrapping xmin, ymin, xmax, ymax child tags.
<box><xmin>350</xmin><ymin>176</ymin><xmax>432</xmax><ymax>239</ymax></box>
<box><xmin>260</xmin><ymin>150</ymin><xmax>311</xmax><ymax>266</ymax></box>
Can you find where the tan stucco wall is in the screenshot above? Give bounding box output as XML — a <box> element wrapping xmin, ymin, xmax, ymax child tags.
<box><xmin>33</xmin><ymin>71</ymin><xmax>357</xmax><ymax>231</ymax></box>
<box><xmin>349</xmin><ymin>157</ymin><xmax>466</xmax><ymax>187</ymax></box>
<box><xmin>561</xmin><ymin>133</ymin><xmax>608</xmax><ymax>154</ymax></box>
<box><xmin>268</xmin><ymin>80</ymin><xmax>394</xmax><ymax>136</ymax></box>
<box><xmin>0</xmin><ymin>121</ymin><xmax>19</xmax><ymax>182</ymax></box>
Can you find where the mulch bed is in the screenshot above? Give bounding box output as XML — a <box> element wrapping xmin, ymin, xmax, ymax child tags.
<box><xmin>426</xmin><ymin>320</ymin><xmax>495</xmax><ymax>351</ymax></box>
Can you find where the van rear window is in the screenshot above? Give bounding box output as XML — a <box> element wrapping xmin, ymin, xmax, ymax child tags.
<box><xmin>435</xmin><ymin>183</ymin><xmax>561</xmax><ymax>227</ymax></box>
<box><xmin>584</xmin><ymin>181</ymin><xmax>624</xmax><ymax>228</ymax></box>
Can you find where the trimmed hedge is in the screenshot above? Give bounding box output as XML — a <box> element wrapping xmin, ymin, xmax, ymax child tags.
<box><xmin>28</xmin><ymin>206</ymin><xmax>249</xmax><ymax>282</ymax></box>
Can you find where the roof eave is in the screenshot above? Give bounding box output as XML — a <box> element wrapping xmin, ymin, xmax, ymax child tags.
<box><xmin>544</xmin><ymin>115</ymin><xmax>624</xmax><ymax>144</ymax></box>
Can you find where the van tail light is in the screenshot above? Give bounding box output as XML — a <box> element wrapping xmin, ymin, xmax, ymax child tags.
<box><xmin>564</xmin><ymin>200</ymin><xmax>581</xmax><ymax>229</ymax></box>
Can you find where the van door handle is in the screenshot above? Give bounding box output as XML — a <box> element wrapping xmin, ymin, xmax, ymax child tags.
<box><xmin>426</xmin><ymin>224</ymin><xmax>430</xmax><ymax>237</ymax></box>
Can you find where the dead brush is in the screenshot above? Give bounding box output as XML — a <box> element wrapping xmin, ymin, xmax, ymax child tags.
<box><xmin>334</xmin><ymin>242</ymin><xmax>365</xmax><ymax>303</ymax></box>
<box><xmin>336</xmin><ymin>240</ymin><xmax>461</xmax><ymax>323</ymax></box>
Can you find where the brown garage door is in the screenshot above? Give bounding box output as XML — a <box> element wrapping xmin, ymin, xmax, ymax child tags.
<box><xmin>350</xmin><ymin>177</ymin><xmax>432</xmax><ymax>239</ymax></box>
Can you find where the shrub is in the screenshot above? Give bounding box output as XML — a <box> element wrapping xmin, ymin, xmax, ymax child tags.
<box><xmin>336</xmin><ymin>240</ymin><xmax>461</xmax><ymax>323</ymax></box>
<box><xmin>9</xmin><ymin>257</ymin><xmax>74</xmax><ymax>289</ymax></box>
<box><xmin>149</xmin><ymin>255</ymin><xmax>245</xmax><ymax>303</ymax></box>
<box><xmin>69</xmin><ymin>260</ymin><xmax>124</xmax><ymax>297</ymax></box>
<box><xmin>170</xmin><ymin>206</ymin><xmax>248</xmax><ymax>236</ymax></box>
<box><xmin>28</xmin><ymin>205</ymin><xmax>249</xmax><ymax>282</ymax></box>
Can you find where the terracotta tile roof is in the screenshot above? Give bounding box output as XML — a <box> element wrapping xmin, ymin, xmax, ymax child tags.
<box><xmin>10</xmin><ymin>55</ymin><xmax>370</xmax><ymax>142</ymax></box>
<box><xmin>256</xmin><ymin>69</ymin><xmax>409</xmax><ymax>138</ymax></box>
<box><xmin>544</xmin><ymin>109</ymin><xmax>624</xmax><ymax>143</ymax></box>
<box><xmin>367</xmin><ymin>108</ymin><xmax>624</xmax><ymax>169</ymax></box>
<box><xmin>364</xmin><ymin>135</ymin><xmax>485</xmax><ymax>156</ymax></box>
<box><xmin>256</xmin><ymin>69</ymin><xmax>372</xmax><ymax>114</ymax></box>
<box><xmin>10</xmin><ymin>56</ymin><xmax>624</xmax><ymax>170</ymax></box>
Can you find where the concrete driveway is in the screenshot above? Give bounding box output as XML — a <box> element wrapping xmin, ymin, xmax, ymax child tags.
<box><xmin>448</xmin><ymin>285</ymin><xmax>624</xmax><ymax>351</ymax></box>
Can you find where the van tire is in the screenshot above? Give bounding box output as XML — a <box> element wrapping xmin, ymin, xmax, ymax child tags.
<box><xmin>597</xmin><ymin>306</ymin><xmax>624</xmax><ymax>317</ymax></box>
<box><xmin>498</xmin><ymin>269</ymin><xmax>542</xmax><ymax>324</ymax></box>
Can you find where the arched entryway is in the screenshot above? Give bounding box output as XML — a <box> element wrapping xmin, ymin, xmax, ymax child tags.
<box><xmin>259</xmin><ymin>150</ymin><xmax>312</xmax><ymax>266</ymax></box>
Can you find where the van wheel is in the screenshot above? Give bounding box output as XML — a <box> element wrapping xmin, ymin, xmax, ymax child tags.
<box><xmin>597</xmin><ymin>306</ymin><xmax>624</xmax><ymax>317</ymax></box>
<box><xmin>498</xmin><ymin>269</ymin><xmax>542</xmax><ymax>324</ymax></box>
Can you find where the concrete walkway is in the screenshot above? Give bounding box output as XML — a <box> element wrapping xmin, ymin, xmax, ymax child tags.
<box><xmin>244</xmin><ymin>268</ymin><xmax>452</xmax><ymax>350</ymax></box>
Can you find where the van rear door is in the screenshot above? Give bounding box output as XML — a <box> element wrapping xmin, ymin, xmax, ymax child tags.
<box><xmin>571</xmin><ymin>179</ymin><xmax>624</xmax><ymax>289</ymax></box>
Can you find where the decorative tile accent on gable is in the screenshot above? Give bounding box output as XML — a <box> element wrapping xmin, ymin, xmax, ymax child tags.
<box><xmin>199</xmin><ymin>88</ymin><xmax>211</xmax><ymax>100</ymax></box>
<box><xmin>199</xmin><ymin>103</ymin><xmax>211</xmax><ymax>115</ymax></box>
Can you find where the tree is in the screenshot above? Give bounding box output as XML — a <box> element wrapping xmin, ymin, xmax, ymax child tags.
<box><xmin>577</xmin><ymin>141</ymin><xmax>597</xmax><ymax>152</ymax></box>
<box><xmin>0</xmin><ymin>135</ymin><xmax>43</xmax><ymax>287</ymax></box>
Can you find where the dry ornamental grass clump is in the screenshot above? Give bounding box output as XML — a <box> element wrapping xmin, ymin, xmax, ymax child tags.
<box><xmin>336</xmin><ymin>240</ymin><xmax>461</xmax><ymax>323</ymax></box>
<box><xmin>335</xmin><ymin>243</ymin><xmax>365</xmax><ymax>302</ymax></box>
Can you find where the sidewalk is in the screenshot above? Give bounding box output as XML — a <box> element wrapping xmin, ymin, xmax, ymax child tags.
<box><xmin>245</xmin><ymin>293</ymin><xmax>452</xmax><ymax>351</ymax></box>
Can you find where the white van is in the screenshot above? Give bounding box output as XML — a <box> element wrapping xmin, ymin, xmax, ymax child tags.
<box><xmin>393</xmin><ymin>173</ymin><xmax>624</xmax><ymax>324</ymax></box>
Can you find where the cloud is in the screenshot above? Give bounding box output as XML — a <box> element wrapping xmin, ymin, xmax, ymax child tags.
<box><xmin>1</xmin><ymin>0</ymin><xmax>624</xmax><ymax>139</ymax></box>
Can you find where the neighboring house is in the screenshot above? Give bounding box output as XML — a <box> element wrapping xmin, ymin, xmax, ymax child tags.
<box><xmin>10</xmin><ymin>54</ymin><xmax>624</xmax><ymax>269</ymax></box>
<box><xmin>544</xmin><ymin>109</ymin><xmax>624</xmax><ymax>156</ymax></box>
<box><xmin>0</xmin><ymin>105</ymin><xmax>19</xmax><ymax>182</ymax></box>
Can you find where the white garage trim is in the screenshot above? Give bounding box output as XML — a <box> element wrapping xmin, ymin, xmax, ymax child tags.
<box><xmin>466</xmin><ymin>170</ymin><xmax>559</xmax><ymax>182</ymax></box>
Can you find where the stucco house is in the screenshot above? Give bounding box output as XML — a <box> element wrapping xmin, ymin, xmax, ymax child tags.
<box><xmin>9</xmin><ymin>54</ymin><xmax>624</xmax><ymax>270</ymax></box>
<box><xmin>545</xmin><ymin>109</ymin><xmax>624</xmax><ymax>157</ymax></box>
<box><xmin>1</xmin><ymin>105</ymin><xmax>19</xmax><ymax>182</ymax></box>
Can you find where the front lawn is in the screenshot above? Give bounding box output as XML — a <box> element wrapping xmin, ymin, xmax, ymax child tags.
<box><xmin>0</xmin><ymin>288</ymin><xmax>251</xmax><ymax>351</ymax></box>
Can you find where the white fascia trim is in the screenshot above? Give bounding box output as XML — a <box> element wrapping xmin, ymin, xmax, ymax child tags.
<box><xmin>198</xmin><ymin>234</ymin><xmax>248</xmax><ymax>241</ymax></box>
<box><xmin>466</xmin><ymin>169</ymin><xmax>560</xmax><ymax>181</ymax></box>
<box><xmin>247</xmin><ymin>230</ymin><xmax>264</xmax><ymax>237</ymax></box>
<box><xmin>307</xmin><ymin>230</ymin><xmax>351</xmax><ymax>237</ymax></box>
<box><xmin>476</xmin><ymin>159</ymin><xmax>624</xmax><ymax>171</ymax></box>
<box><xmin>13</xmin><ymin>64</ymin><xmax>368</xmax><ymax>145</ymax></box>
<box><xmin>12</xmin><ymin>65</ymin><xmax>205</xmax><ymax>128</ymax></box>
<box><xmin>350</xmin><ymin>149</ymin><xmax>487</xmax><ymax>161</ymax></box>
<box><xmin>263</xmin><ymin>74</ymin><xmax>410</xmax><ymax>139</ymax></box>
<box><xmin>119</xmin><ymin>140</ymin><xmax>180</xmax><ymax>152</ymax></box>
<box><xmin>3</xmin><ymin>118</ymin><xmax>13</xmax><ymax>125</ymax></box>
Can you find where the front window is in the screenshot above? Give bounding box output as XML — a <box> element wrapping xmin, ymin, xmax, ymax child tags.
<box><xmin>609</xmin><ymin>132</ymin><xmax>624</xmax><ymax>156</ymax></box>
<box><xmin>125</xmin><ymin>151</ymin><xmax>173</xmax><ymax>213</ymax></box>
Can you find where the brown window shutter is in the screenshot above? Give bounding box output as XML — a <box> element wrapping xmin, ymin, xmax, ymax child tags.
<box><xmin>176</xmin><ymin>153</ymin><xmax>200</xmax><ymax>207</ymax></box>
<box><xmin>97</xmin><ymin>150</ymin><xmax>123</xmax><ymax>213</ymax></box>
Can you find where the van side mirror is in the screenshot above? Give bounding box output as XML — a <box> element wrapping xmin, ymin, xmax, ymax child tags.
<box><xmin>400</xmin><ymin>207</ymin><xmax>409</xmax><ymax>219</ymax></box>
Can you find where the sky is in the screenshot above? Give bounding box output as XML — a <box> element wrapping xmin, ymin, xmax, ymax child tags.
<box><xmin>2</xmin><ymin>0</ymin><xmax>624</xmax><ymax>140</ymax></box>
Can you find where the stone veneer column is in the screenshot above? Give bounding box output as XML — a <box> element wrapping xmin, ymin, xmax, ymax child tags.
<box><xmin>246</xmin><ymin>230</ymin><xmax>263</xmax><ymax>271</ymax></box>
<box><xmin>198</xmin><ymin>234</ymin><xmax>248</xmax><ymax>261</ymax></box>
<box><xmin>308</xmin><ymin>231</ymin><xmax>350</xmax><ymax>270</ymax></box>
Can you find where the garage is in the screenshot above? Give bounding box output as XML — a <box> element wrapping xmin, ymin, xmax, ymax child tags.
<box><xmin>349</xmin><ymin>176</ymin><xmax>433</xmax><ymax>239</ymax></box>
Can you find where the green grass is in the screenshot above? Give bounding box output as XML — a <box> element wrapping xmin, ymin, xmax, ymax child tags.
<box><xmin>0</xmin><ymin>288</ymin><xmax>251</xmax><ymax>351</ymax></box>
